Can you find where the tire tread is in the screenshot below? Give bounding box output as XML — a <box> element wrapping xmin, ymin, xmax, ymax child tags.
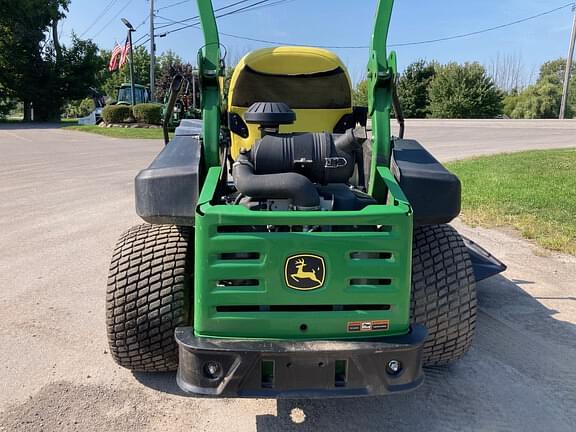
<box><xmin>106</xmin><ymin>224</ymin><xmax>192</xmax><ymax>372</ymax></box>
<box><xmin>411</xmin><ymin>225</ymin><xmax>477</xmax><ymax>366</ymax></box>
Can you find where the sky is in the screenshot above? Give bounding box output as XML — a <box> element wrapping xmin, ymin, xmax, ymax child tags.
<box><xmin>62</xmin><ymin>0</ymin><xmax>576</xmax><ymax>84</ymax></box>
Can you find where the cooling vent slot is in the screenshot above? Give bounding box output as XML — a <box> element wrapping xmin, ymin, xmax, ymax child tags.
<box><xmin>216</xmin><ymin>304</ymin><xmax>391</xmax><ymax>313</ymax></box>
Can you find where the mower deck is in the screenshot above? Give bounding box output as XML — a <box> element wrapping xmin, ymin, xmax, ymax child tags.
<box><xmin>175</xmin><ymin>324</ymin><xmax>426</xmax><ymax>398</ymax></box>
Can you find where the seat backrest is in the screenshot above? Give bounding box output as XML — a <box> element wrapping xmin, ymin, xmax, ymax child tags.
<box><xmin>228</xmin><ymin>47</ymin><xmax>353</xmax><ymax>158</ymax></box>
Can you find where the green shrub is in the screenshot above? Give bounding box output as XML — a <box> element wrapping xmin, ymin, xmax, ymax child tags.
<box><xmin>132</xmin><ymin>103</ymin><xmax>162</xmax><ymax>125</ymax></box>
<box><xmin>428</xmin><ymin>62</ymin><xmax>502</xmax><ymax>118</ymax></box>
<box><xmin>63</xmin><ymin>98</ymin><xmax>95</xmax><ymax>118</ymax></box>
<box><xmin>102</xmin><ymin>105</ymin><xmax>132</xmax><ymax>123</ymax></box>
<box><xmin>79</xmin><ymin>98</ymin><xmax>95</xmax><ymax>116</ymax></box>
<box><xmin>0</xmin><ymin>84</ymin><xmax>16</xmax><ymax>119</ymax></box>
<box><xmin>0</xmin><ymin>98</ymin><xmax>16</xmax><ymax>120</ymax></box>
<box><xmin>397</xmin><ymin>60</ymin><xmax>437</xmax><ymax>118</ymax></box>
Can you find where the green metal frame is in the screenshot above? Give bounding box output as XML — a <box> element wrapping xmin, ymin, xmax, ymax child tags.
<box><xmin>196</xmin><ymin>0</ymin><xmax>222</xmax><ymax>168</ymax></box>
<box><xmin>193</xmin><ymin>0</ymin><xmax>412</xmax><ymax>340</ymax></box>
<box><xmin>194</xmin><ymin>167</ymin><xmax>413</xmax><ymax>340</ymax></box>
<box><xmin>368</xmin><ymin>0</ymin><xmax>396</xmax><ymax>193</ymax></box>
<box><xmin>195</xmin><ymin>0</ymin><xmax>397</xmax><ymax>174</ymax></box>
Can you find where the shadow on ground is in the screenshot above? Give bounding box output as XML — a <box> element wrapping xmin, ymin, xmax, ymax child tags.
<box><xmin>0</xmin><ymin>121</ymin><xmax>74</xmax><ymax>130</ymax></box>
<box><xmin>133</xmin><ymin>371</ymin><xmax>187</xmax><ymax>397</ymax></box>
<box><xmin>134</xmin><ymin>275</ymin><xmax>576</xmax><ymax>432</ymax></box>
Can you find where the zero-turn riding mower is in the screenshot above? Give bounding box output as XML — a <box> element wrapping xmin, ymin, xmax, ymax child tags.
<box><xmin>106</xmin><ymin>0</ymin><xmax>506</xmax><ymax>398</ymax></box>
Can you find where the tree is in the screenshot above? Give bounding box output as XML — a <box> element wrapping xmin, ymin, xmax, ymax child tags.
<box><xmin>130</xmin><ymin>46</ymin><xmax>153</xmax><ymax>87</ymax></box>
<box><xmin>63</xmin><ymin>97</ymin><xmax>95</xmax><ymax>118</ymax></box>
<box><xmin>504</xmin><ymin>59</ymin><xmax>576</xmax><ymax>119</ymax></box>
<box><xmin>428</xmin><ymin>62</ymin><xmax>503</xmax><ymax>118</ymax></box>
<box><xmin>539</xmin><ymin>58</ymin><xmax>570</xmax><ymax>82</ymax></box>
<box><xmin>505</xmin><ymin>82</ymin><xmax>564</xmax><ymax>119</ymax></box>
<box><xmin>155</xmin><ymin>50</ymin><xmax>189</xmax><ymax>102</ymax></box>
<box><xmin>34</xmin><ymin>35</ymin><xmax>101</xmax><ymax>120</ymax></box>
<box><xmin>0</xmin><ymin>84</ymin><xmax>16</xmax><ymax>119</ymax></box>
<box><xmin>157</xmin><ymin>50</ymin><xmax>183</xmax><ymax>71</ymax></box>
<box><xmin>59</xmin><ymin>36</ymin><xmax>102</xmax><ymax>98</ymax></box>
<box><xmin>0</xmin><ymin>0</ymin><xmax>67</xmax><ymax>120</ymax></box>
<box><xmin>397</xmin><ymin>60</ymin><xmax>436</xmax><ymax>118</ymax></box>
<box><xmin>0</xmin><ymin>0</ymin><xmax>101</xmax><ymax>121</ymax></box>
<box><xmin>352</xmin><ymin>79</ymin><xmax>368</xmax><ymax>107</ymax></box>
<box><xmin>487</xmin><ymin>52</ymin><xmax>525</xmax><ymax>92</ymax></box>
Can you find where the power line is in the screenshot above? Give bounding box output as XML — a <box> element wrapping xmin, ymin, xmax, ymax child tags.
<box><xmin>92</xmin><ymin>0</ymin><xmax>136</xmax><ymax>39</ymax></box>
<box><xmin>79</xmin><ymin>0</ymin><xmax>118</xmax><ymax>38</ymax></box>
<box><xmin>162</xmin><ymin>1</ymin><xmax>576</xmax><ymax>49</ymax></box>
<box><xmin>155</xmin><ymin>14</ymin><xmax>196</xmax><ymax>28</ymax></box>
<box><xmin>390</xmin><ymin>2</ymin><xmax>576</xmax><ymax>48</ymax></box>
<box><xmin>155</xmin><ymin>15</ymin><xmax>176</xmax><ymax>23</ymax></box>
<box><xmin>135</xmin><ymin>15</ymin><xmax>150</xmax><ymax>30</ymax></box>
<box><xmin>155</xmin><ymin>0</ymin><xmax>255</xmax><ymax>30</ymax></box>
<box><xmin>136</xmin><ymin>38</ymin><xmax>151</xmax><ymax>49</ymax></box>
<box><xmin>158</xmin><ymin>0</ymin><xmax>295</xmax><ymax>35</ymax></box>
<box><xmin>234</xmin><ymin>0</ymin><xmax>296</xmax><ymax>13</ymax></box>
<box><xmin>157</xmin><ymin>0</ymin><xmax>192</xmax><ymax>12</ymax></box>
<box><xmin>133</xmin><ymin>33</ymin><xmax>150</xmax><ymax>45</ymax></box>
<box><xmin>154</xmin><ymin>0</ymin><xmax>264</xmax><ymax>30</ymax></box>
<box><xmin>215</xmin><ymin>0</ymin><xmax>286</xmax><ymax>19</ymax></box>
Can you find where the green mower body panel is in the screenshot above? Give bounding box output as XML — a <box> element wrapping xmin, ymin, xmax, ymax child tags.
<box><xmin>188</xmin><ymin>0</ymin><xmax>410</xmax><ymax>341</ymax></box>
<box><xmin>193</xmin><ymin>167</ymin><xmax>413</xmax><ymax>340</ymax></box>
<box><xmin>190</xmin><ymin>0</ymin><xmax>408</xmax><ymax>341</ymax></box>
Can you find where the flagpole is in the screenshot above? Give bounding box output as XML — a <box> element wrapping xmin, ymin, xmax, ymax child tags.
<box><xmin>122</xmin><ymin>19</ymin><xmax>136</xmax><ymax>106</ymax></box>
<box><xmin>128</xmin><ymin>30</ymin><xmax>136</xmax><ymax>106</ymax></box>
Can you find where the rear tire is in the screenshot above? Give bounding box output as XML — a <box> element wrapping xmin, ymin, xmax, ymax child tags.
<box><xmin>410</xmin><ymin>225</ymin><xmax>477</xmax><ymax>366</ymax></box>
<box><xmin>106</xmin><ymin>224</ymin><xmax>193</xmax><ymax>372</ymax></box>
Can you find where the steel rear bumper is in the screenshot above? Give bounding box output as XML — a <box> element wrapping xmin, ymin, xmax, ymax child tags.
<box><xmin>175</xmin><ymin>325</ymin><xmax>427</xmax><ymax>398</ymax></box>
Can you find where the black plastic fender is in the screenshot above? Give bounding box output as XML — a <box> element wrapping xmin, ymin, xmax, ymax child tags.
<box><xmin>392</xmin><ymin>139</ymin><xmax>461</xmax><ymax>226</ymax></box>
<box><xmin>135</xmin><ymin>135</ymin><xmax>203</xmax><ymax>226</ymax></box>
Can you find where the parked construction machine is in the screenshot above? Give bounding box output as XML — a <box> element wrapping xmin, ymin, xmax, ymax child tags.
<box><xmin>115</xmin><ymin>83</ymin><xmax>150</xmax><ymax>105</ymax></box>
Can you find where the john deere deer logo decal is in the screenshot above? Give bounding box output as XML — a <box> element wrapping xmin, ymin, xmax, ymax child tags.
<box><xmin>285</xmin><ymin>254</ymin><xmax>325</xmax><ymax>290</ymax></box>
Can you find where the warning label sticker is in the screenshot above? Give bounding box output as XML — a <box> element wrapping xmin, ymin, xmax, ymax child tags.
<box><xmin>347</xmin><ymin>320</ymin><xmax>390</xmax><ymax>332</ymax></box>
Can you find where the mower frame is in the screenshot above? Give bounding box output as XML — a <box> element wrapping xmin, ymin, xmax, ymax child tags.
<box><xmin>195</xmin><ymin>0</ymin><xmax>396</xmax><ymax>184</ymax></box>
<box><xmin>112</xmin><ymin>0</ymin><xmax>504</xmax><ymax>398</ymax></box>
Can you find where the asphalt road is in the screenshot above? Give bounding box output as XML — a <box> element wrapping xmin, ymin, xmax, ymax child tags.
<box><xmin>0</xmin><ymin>120</ymin><xmax>575</xmax><ymax>431</ymax></box>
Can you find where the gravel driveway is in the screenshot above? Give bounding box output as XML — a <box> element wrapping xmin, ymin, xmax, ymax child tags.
<box><xmin>0</xmin><ymin>120</ymin><xmax>575</xmax><ymax>431</ymax></box>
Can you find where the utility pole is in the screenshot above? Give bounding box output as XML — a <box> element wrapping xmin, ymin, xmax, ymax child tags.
<box><xmin>560</xmin><ymin>5</ymin><xmax>576</xmax><ymax>119</ymax></box>
<box><xmin>149</xmin><ymin>0</ymin><xmax>156</xmax><ymax>102</ymax></box>
<box><xmin>192</xmin><ymin>67</ymin><xmax>197</xmax><ymax>110</ymax></box>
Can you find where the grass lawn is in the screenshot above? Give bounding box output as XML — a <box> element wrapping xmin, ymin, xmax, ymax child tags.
<box><xmin>447</xmin><ymin>149</ymin><xmax>576</xmax><ymax>255</ymax></box>
<box><xmin>64</xmin><ymin>124</ymin><xmax>165</xmax><ymax>139</ymax></box>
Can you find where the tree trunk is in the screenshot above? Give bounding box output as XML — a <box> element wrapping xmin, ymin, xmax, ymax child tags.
<box><xmin>23</xmin><ymin>99</ymin><xmax>31</xmax><ymax>122</ymax></box>
<box><xmin>50</xmin><ymin>18</ymin><xmax>63</xmax><ymax>122</ymax></box>
<box><xmin>52</xmin><ymin>19</ymin><xmax>63</xmax><ymax>65</ymax></box>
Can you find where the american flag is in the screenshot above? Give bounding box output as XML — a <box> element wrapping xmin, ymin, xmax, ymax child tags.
<box><xmin>119</xmin><ymin>36</ymin><xmax>131</xmax><ymax>69</ymax></box>
<box><xmin>108</xmin><ymin>43</ymin><xmax>122</xmax><ymax>72</ymax></box>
